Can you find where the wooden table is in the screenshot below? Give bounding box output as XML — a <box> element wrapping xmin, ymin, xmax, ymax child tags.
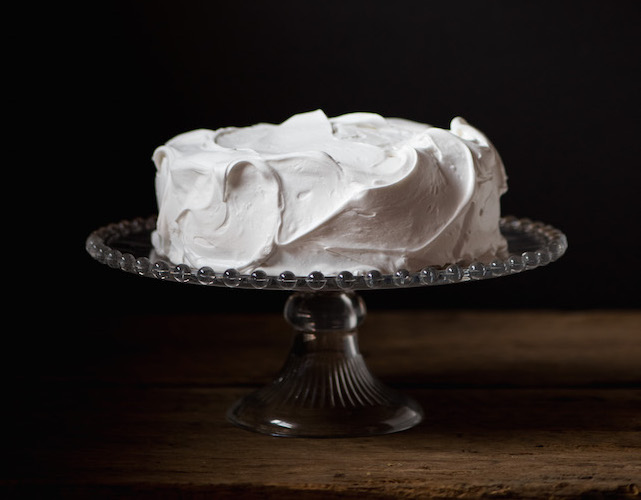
<box><xmin>3</xmin><ymin>309</ymin><xmax>640</xmax><ymax>499</ymax></box>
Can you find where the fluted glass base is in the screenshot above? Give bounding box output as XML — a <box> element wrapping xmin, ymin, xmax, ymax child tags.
<box><xmin>226</xmin><ymin>291</ymin><xmax>424</xmax><ymax>437</ymax></box>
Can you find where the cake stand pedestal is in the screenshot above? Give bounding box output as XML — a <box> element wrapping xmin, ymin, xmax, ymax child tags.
<box><xmin>228</xmin><ymin>290</ymin><xmax>423</xmax><ymax>437</ymax></box>
<box><xmin>86</xmin><ymin>215</ymin><xmax>567</xmax><ymax>437</ymax></box>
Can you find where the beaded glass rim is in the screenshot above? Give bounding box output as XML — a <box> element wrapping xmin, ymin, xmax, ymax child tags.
<box><xmin>85</xmin><ymin>215</ymin><xmax>567</xmax><ymax>291</ymax></box>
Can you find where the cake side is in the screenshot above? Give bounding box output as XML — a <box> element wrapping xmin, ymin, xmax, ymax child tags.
<box><xmin>151</xmin><ymin>110</ymin><xmax>508</xmax><ymax>276</ymax></box>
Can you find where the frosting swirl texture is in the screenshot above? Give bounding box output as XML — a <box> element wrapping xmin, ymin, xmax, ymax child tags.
<box><xmin>151</xmin><ymin>110</ymin><xmax>508</xmax><ymax>275</ymax></box>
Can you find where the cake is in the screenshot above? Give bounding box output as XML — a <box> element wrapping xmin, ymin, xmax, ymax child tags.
<box><xmin>151</xmin><ymin>110</ymin><xmax>508</xmax><ymax>276</ymax></box>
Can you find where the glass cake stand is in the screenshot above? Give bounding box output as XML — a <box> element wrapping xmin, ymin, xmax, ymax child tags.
<box><xmin>86</xmin><ymin>215</ymin><xmax>567</xmax><ymax>438</ymax></box>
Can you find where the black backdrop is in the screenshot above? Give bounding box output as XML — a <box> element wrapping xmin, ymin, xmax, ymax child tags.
<box><xmin>22</xmin><ymin>0</ymin><xmax>640</xmax><ymax>316</ymax></box>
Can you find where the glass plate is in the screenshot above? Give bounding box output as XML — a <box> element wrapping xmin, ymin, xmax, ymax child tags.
<box><xmin>86</xmin><ymin>215</ymin><xmax>567</xmax><ymax>291</ymax></box>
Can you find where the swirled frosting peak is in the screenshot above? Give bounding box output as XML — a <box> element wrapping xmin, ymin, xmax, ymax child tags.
<box><xmin>151</xmin><ymin>110</ymin><xmax>508</xmax><ymax>275</ymax></box>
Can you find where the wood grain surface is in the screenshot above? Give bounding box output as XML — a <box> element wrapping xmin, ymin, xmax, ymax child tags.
<box><xmin>3</xmin><ymin>310</ymin><xmax>640</xmax><ymax>499</ymax></box>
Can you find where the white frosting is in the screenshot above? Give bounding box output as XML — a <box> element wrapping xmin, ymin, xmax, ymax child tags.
<box><xmin>151</xmin><ymin>110</ymin><xmax>508</xmax><ymax>275</ymax></box>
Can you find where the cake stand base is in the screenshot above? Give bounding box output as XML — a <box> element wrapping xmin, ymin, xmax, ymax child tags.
<box><xmin>226</xmin><ymin>291</ymin><xmax>424</xmax><ymax>437</ymax></box>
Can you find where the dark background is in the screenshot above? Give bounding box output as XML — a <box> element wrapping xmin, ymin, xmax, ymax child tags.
<box><xmin>3</xmin><ymin>3</ymin><xmax>638</xmax><ymax>490</ymax></box>
<box><xmin>20</xmin><ymin>0</ymin><xmax>640</xmax><ymax>316</ymax></box>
